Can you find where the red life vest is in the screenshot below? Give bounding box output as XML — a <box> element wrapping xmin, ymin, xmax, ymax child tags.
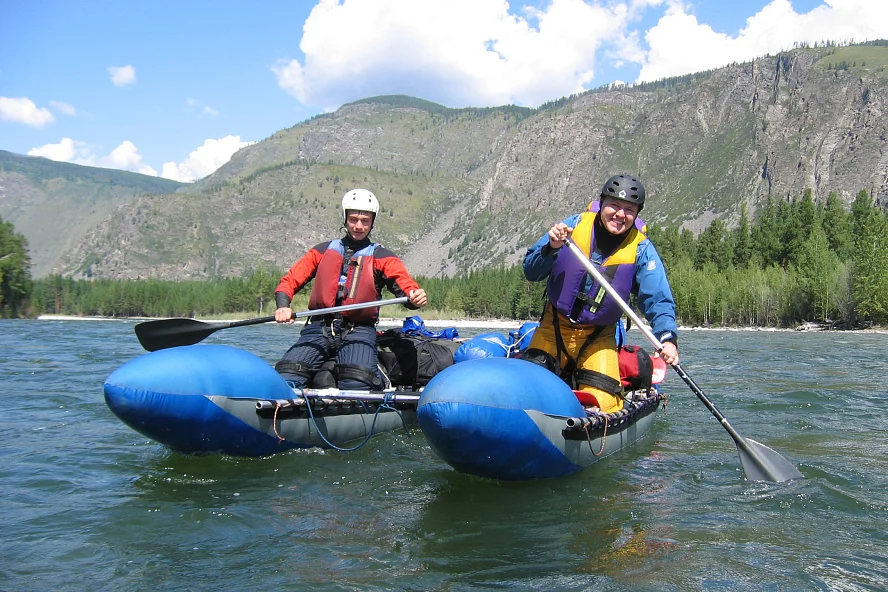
<box><xmin>308</xmin><ymin>240</ymin><xmax>380</xmax><ymax>323</ymax></box>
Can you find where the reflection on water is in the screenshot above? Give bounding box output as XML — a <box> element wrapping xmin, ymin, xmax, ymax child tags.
<box><xmin>2</xmin><ymin>319</ymin><xmax>888</xmax><ymax>591</ymax></box>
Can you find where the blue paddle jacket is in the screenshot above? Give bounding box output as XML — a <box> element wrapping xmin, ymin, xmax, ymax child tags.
<box><xmin>523</xmin><ymin>213</ymin><xmax>679</xmax><ymax>345</ymax></box>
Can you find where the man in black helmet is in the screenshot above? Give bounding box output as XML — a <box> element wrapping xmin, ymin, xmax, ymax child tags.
<box><xmin>520</xmin><ymin>174</ymin><xmax>679</xmax><ymax>413</ymax></box>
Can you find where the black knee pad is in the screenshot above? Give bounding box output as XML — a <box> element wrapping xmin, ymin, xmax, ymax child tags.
<box><xmin>275</xmin><ymin>360</ymin><xmax>314</xmax><ymax>385</ymax></box>
<box><xmin>520</xmin><ymin>348</ymin><xmax>560</xmax><ymax>374</ymax></box>
<box><xmin>310</xmin><ymin>359</ymin><xmax>337</xmax><ymax>388</ymax></box>
<box><xmin>336</xmin><ymin>363</ymin><xmax>381</xmax><ymax>390</ymax></box>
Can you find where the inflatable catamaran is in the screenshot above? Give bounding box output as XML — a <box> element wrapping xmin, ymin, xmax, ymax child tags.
<box><xmin>106</xmin><ymin>241</ymin><xmax>803</xmax><ymax>483</ymax></box>
<box><xmin>104</xmin><ymin>336</ymin><xmax>664</xmax><ymax>479</ymax></box>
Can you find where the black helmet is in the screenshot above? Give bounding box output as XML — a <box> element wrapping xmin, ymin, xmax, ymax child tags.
<box><xmin>600</xmin><ymin>174</ymin><xmax>645</xmax><ymax>210</ymax></box>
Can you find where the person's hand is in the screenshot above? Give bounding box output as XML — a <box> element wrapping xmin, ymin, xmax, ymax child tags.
<box><xmin>409</xmin><ymin>289</ymin><xmax>428</xmax><ymax>308</ymax></box>
<box><xmin>547</xmin><ymin>222</ymin><xmax>573</xmax><ymax>249</ymax></box>
<box><xmin>275</xmin><ymin>306</ymin><xmax>295</xmax><ymax>324</ymax></box>
<box><xmin>657</xmin><ymin>342</ymin><xmax>679</xmax><ymax>365</ymax></box>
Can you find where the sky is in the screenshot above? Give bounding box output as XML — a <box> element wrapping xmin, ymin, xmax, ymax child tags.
<box><xmin>2</xmin><ymin>0</ymin><xmax>887</xmax><ymax>183</ymax></box>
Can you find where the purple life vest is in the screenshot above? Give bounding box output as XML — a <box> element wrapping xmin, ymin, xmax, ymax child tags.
<box><xmin>547</xmin><ymin>211</ymin><xmax>644</xmax><ymax>325</ymax></box>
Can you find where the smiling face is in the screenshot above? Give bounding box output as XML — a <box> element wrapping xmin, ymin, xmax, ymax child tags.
<box><xmin>599</xmin><ymin>196</ymin><xmax>639</xmax><ymax>235</ymax></box>
<box><xmin>345</xmin><ymin>210</ymin><xmax>374</xmax><ymax>241</ymax></box>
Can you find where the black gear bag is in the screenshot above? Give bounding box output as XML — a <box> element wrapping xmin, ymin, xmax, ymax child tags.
<box><xmin>376</xmin><ymin>329</ymin><xmax>459</xmax><ymax>389</ymax></box>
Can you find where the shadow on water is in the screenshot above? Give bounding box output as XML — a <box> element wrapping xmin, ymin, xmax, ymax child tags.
<box><xmin>401</xmin><ymin>433</ymin><xmax>693</xmax><ymax>591</ymax></box>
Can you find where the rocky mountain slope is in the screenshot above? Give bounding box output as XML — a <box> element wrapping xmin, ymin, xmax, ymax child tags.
<box><xmin>0</xmin><ymin>151</ymin><xmax>184</xmax><ymax>276</ymax></box>
<box><xmin>17</xmin><ymin>44</ymin><xmax>888</xmax><ymax>280</ymax></box>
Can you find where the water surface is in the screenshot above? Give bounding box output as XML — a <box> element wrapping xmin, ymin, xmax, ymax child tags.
<box><xmin>2</xmin><ymin>319</ymin><xmax>887</xmax><ymax>591</ymax></box>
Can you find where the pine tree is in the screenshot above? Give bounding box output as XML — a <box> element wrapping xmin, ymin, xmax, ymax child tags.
<box><xmin>751</xmin><ymin>196</ymin><xmax>783</xmax><ymax>266</ymax></box>
<box><xmin>787</xmin><ymin>189</ymin><xmax>818</xmax><ymax>265</ymax></box>
<box><xmin>695</xmin><ymin>219</ymin><xmax>731</xmax><ymax>271</ymax></box>
<box><xmin>731</xmin><ymin>210</ymin><xmax>753</xmax><ymax>268</ymax></box>
<box><xmin>0</xmin><ymin>217</ymin><xmax>33</xmax><ymax>317</ymax></box>
<box><xmin>821</xmin><ymin>191</ymin><xmax>852</xmax><ymax>260</ymax></box>
<box><xmin>850</xmin><ymin>190</ymin><xmax>888</xmax><ymax>324</ymax></box>
<box><xmin>794</xmin><ymin>223</ymin><xmax>839</xmax><ymax>322</ymax></box>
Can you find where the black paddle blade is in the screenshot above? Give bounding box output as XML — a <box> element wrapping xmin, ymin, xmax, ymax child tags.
<box><xmin>135</xmin><ymin>318</ymin><xmax>224</xmax><ymax>351</ymax></box>
<box><xmin>738</xmin><ymin>438</ymin><xmax>804</xmax><ymax>482</ymax></box>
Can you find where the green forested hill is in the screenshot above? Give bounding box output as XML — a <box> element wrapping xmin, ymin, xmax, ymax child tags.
<box><xmin>0</xmin><ymin>151</ymin><xmax>184</xmax><ymax>276</ymax></box>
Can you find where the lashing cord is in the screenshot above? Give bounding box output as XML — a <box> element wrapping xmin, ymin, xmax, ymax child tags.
<box><xmin>579</xmin><ymin>388</ymin><xmax>667</xmax><ymax>455</ymax></box>
<box><xmin>584</xmin><ymin>413</ymin><xmax>608</xmax><ymax>456</ymax></box>
<box><xmin>272</xmin><ymin>387</ymin><xmax>411</xmax><ymax>451</ymax></box>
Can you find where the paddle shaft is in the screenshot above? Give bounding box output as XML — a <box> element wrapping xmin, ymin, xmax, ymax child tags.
<box><xmin>220</xmin><ymin>296</ymin><xmax>410</xmax><ymax>329</ymax></box>
<box><xmin>564</xmin><ymin>238</ymin><xmax>801</xmax><ymax>482</ymax></box>
<box><xmin>135</xmin><ymin>296</ymin><xmax>411</xmax><ymax>351</ymax></box>
<box><xmin>564</xmin><ymin>239</ymin><xmax>739</xmax><ymax>431</ymax></box>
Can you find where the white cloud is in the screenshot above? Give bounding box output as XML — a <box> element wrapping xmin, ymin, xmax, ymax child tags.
<box><xmin>108</xmin><ymin>65</ymin><xmax>136</xmax><ymax>87</ymax></box>
<box><xmin>49</xmin><ymin>100</ymin><xmax>77</xmax><ymax>116</ymax></box>
<box><xmin>271</xmin><ymin>0</ymin><xmax>888</xmax><ymax>110</ymax></box>
<box><xmin>0</xmin><ymin>96</ymin><xmax>55</xmax><ymax>127</ymax></box>
<box><xmin>27</xmin><ymin>138</ymin><xmax>156</xmax><ymax>175</ymax></box>
<box><xmin>27</xmin><ymin>136</ymin><xmax>251</xmax><ymax>181</ymax></box>
<box><xmin>160</xmin><ymin>135</ymin><xmax>254</xmax><ymax>182</ymax></box>
<box><xmin>104</xmin><ymin>141</ymin><xmax>156</xmax><ymax>175</ymax></box>
<box><xmin>28</xmin><ymin>138</ymin><xmax>83</xmax><ymax>161</ymax></box>
<box><xmin>638</xmin><ymin>0</ymin><xmax>888</xmax><ymax>82</ymax></box>
<box><xmin>273</xmin><ymin>0</ymin><xmax>632</xmax><ymax>109</ymax></box>
<box><xmin>203</xmin><ymin>105</ymin><xmax>220</xmax><ymax>116</ymax></box>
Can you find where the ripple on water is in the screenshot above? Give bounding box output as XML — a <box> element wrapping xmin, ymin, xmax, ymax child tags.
<box><xmin>3</xmin><ymin>320</ymin><xmax>888</xmax><ymax>591</ymax></box>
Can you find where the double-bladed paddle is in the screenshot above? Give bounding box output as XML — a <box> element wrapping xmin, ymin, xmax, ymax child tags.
<box><xmin>134</xmin><ymin>296</ymin><xmax>410</xmax><ymax>352</ymax></box>
<box><xmin>563</xmin><ymin>237</ymin><xmax>803</xmax><ymax>482</ymax></box>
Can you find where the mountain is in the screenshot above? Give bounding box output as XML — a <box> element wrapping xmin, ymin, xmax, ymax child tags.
<box><xmin>0</xmin><ymin>151</ymin><xmax>185</xmax><ymax>277</ymax></box>
<box><xmin>13</xmin><ymin>43</ymin><xmax>888</xmax><ymax>280</ymax></box>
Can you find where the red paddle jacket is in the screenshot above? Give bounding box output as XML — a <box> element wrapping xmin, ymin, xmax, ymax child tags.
<box><xmin>275</xmin><ymin>236</ymin><xmax>420</xmax><ymax>324</ymax></box>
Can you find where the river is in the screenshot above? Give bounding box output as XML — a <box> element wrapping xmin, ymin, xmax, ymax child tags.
<box><xmin>1</xmin><ymin>319</ymin><xmax>887</xmax><ymax>591</ymax></box>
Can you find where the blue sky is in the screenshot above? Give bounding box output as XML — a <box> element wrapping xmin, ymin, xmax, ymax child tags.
<box><xmin>1</xmin><ymin>0</ymin><xmax>884</xmax><ymax>182</ymax></box>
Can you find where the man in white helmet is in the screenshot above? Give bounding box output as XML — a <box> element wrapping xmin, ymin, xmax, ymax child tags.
<box><xmin>273</xmin><ymin>189</ymin><xmax>428</xmax><ymax>390</ymax></box>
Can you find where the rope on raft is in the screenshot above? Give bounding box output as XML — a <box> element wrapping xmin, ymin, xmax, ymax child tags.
<box><xmin>585</xmin><ymin>413</ymin><xmax>608</xmax><ymax>456</ymax></box>
<box><xmin>563</xmin><ymin>388</ymin><xmax>663</xmax><ymax>441</ymax></box>
<box><xmin>269</xmin><ymin>388</ymin><xmax>411</xmax><ymax>451</ymax></box>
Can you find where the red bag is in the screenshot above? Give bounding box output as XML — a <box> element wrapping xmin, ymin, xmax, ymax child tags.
<box><xmin>618</xmin><ymin>345</ymin><xmax>666</xmax><ymax>390</ymax></box>
<box><xmin>574</xmin><ymin>345</ymin><xmax>668</xmax><ymax>406</ymax></box>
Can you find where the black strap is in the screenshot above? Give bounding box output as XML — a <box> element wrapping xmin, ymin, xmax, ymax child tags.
<box><xmin>549</xmin><ymin>306</ymin><xmax>606</xmax><ymax>389</ymax></box>
<box><xmin>336</xmin><ymin>363</ymin><xmax>380</xmax><ymax>388</ymax></box>
<box><xmin>569</xmin><ymin>264</ymin><xmax>619</xmax><ymax>322</ymax></box>
<box><xmin>274</xmin><ymin>360</ymin><xmax>314</xmax><ymax>379</ymax></box>
<box><xmin>575</xmin><ymin>324</ymin><xmax>606</xmax><ymax>365</ymax></box>
<box><xmin>321</xmin><ymin>319</ymin><xmax>354</xmax><ymax>356</ymax></box>
<box><xmin>575</xmin><ymin>368</ymin><xmax>622</xmax><ymax>395</ymax></box>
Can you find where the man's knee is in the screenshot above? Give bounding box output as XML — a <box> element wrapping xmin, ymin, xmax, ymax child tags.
<box><xmin>335</xmin><ymin>363</ymin><xmax>381</xmax><ymax>390</ymax></box>
<box><xmin>520</xmin><ymin>348</ymin><xmax>560</xmax><ymax>374</ymax></box>
<box><xmin>275</xmin><ymin>360</ymin><xmax>313</xmax><ymax>387</ymax></box>
<box><xmin>579</xmin><ymin>387</ymin><xmax>624</xmax><ymax>413</ymax></box>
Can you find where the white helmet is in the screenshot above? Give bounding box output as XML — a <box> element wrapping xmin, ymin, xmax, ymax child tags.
<box><xmin>341</xmin><ymin>189</ymin><xmax>379</xmax><ymax>218</ymax></box>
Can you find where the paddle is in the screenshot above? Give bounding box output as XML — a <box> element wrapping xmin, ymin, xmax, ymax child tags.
<box><xmin>134</xmin><ymin>296</ymin><xmax>410</xmax><ymax>352</ymax></box>
<box><xmin>563</xmin><ymin>238</ymin><xmax>803</xmax><ymax>482</ymax></box>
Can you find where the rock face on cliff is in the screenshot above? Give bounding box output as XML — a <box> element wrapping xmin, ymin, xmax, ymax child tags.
<box><xmin>41</xmin><ymin>45</ymin><xmax>888</xmax><ymax>279</ymax></box>
<box><xmin>0</xmin><ymin>151</ymin><xmax>184</xmax><ymax>277</ymax></box>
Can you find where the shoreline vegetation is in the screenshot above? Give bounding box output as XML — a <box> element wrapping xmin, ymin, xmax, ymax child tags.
<box><xmin>5</xmin><ymin>189</ymin><xmax>888</xmax><ymax>330</ymax></box>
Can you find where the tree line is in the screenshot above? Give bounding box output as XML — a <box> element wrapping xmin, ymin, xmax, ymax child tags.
<box><xmin>2</xmin><ymin>188</ymin><xmax>887</xmax><ymax>328</ymax></box>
